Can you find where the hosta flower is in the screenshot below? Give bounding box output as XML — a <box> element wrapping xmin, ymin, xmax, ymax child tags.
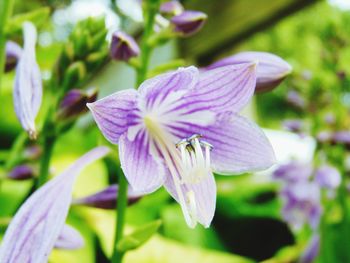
<box><xmin>110</xmin><ymin>31</ymin><xmax>140</xmax><ymax>61</ymax></box>
<box><xmin>88</xmin><ymin>65</ymin><xmax>275</xmax><ymax>228</ymax></box>
<box><xmin>5</xmin><ymin>41</ymin><xmax>22</xmax><ymax>72</ymax></box>
<box><xmin>13</xmin><ymin>22</ymin><xmax>42</xmax><ymax>139</ymax></box>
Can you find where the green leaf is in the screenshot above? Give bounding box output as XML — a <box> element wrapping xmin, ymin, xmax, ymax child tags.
<box><xmin>5</xmin><ymin>7</ymin><xmax>50</xmax><ymax>37</ymax></box>
<box><xmin>117</xmin><ymin>220</ymin><xmax>162</xmax><ymax>252</ymax></box>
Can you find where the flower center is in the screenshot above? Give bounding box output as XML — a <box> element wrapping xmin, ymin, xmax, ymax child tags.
<box><xmin>143</xmin><ymin>116</ymin><xmax>213</xmax><ymax>228</ymax></box>
<box><xmin>176</xmin><ymin>134</ymin><xmax>213</xmax><ymax>184</ymax></box>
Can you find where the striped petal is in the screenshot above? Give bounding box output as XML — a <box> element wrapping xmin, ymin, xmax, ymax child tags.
<box><xmin>14</xmin><ymin>22</ymin><xmax>42</xmax><ymax>139</ymax></box>
<box><xmin>174</xmin><ymin>63</ymin><xmax>257</xmax><ymax>115</ymax></box>
<box><xmin>119</xmin><ymin>131</ymin><xmax>166</xmax><ymax>193</ymax></box>
<box><xmin>168</xmin><ymin>113</ymin><xmax>276</xmax><ymax>174</ymax></box>
<box><xmin>0</xmin><ymin>147</ymin><xmax>109</xmax><ymax>263</ymax></box>
<box><xmin>54</xmin><ymin>225</ymin><xmax>84</xmax><ymax>250</ymax></box>
<box><xmin>164</xmin><ymin>170</ymin><xmax>216</xmax><ymax>228</ymax></box>
<box><xmin>87</xmin><ymin>89</ymin><xmax>138</xmax><ymax>144</ymax></box>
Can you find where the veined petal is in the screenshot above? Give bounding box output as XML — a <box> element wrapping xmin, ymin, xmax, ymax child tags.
<box><xmin>138</xmin><ymin>66</ymin><xmax>198</xmax><ymax>114</ymax></box>
<box><xmin>54</xmin><ymin>225</ymin><xmax>84</xmax><ymax>250</ymax></box>
<box><xmin>164</xmin><ymin>171</ymin><xmax>216</xmax><ymax>228</ymax></box>
<box><xmin>14</xmin><ymin>22</ymin><xmax>42</xmax><ymax>139</ymax></box>
<box><xmin>87</xmin><ymin>89</ymin><xmax>138</xmax><ymax>144</ymax></box>
<box><xmin>168</xmin><ymin>113</ymin><xmax>275</xmax><ymax>174</ymax></box>
<box><xmin>175</xmin><ymin>63</ymin><xmax>257</xmax><ymax>115</ymax></box>
<box><xmin>119</xmin><ymin>131</ymin><xmax>166</xmax><ymax>193</ymax></box>
<box><xmin>0</xmin><ymin>147</ymin><xmax>109</xmax><ymax>263</ymax></box>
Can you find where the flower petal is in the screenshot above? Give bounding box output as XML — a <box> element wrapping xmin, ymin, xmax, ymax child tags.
<box><xmin>0</xmin><ymin>147</ymin><xmax>109</xmax><ymax>263</ymax></box>
<box><xmin>87</xmin><ymin>89</ymin><xmax>138</xmax><ymax>144</ymax></box>
<box><xmin>14</xmin><ymin>22</ymin><xmax>42</xmax><ymax>139</ymax></box>
<box><xmin>164</xmin><ymin>171</ymin><xmax>216</xmax><ymax>228</ymax></box>
<box><xmin>168</xmin><ymin>113</ymin><xmax>275</xmax><ymax>174</ymax></box>
<box><xmin>138</xmin><ymin>66</ymin><xmax>198</xmax><ymax>113</ymax></box>
<box><xmin>119</xmin><ymin>131</ymin><xmax>166</xmax><ymax>193</ymax></box>
<box><xmin>177</xmin><ymin>63</ymin><xmax>257</xmax><ymax>115</ymax></box>
<box><xmin>54</xmin><ymin>225</ymin><xmax>84</xmax><ymax>250</ymax></box>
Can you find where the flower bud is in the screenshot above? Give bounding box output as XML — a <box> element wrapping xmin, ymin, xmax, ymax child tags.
<box><xmin>110</xmin><ymin>31</ymin><xmax>140</xmax><ymax>61</ymax></box>
<box><xmin>300</xmin><ymin>234</ymin><xmax>320</xmax><ymax>263</ymax></box>
<box><xmin>332</xmin><ymin>131</ymin><xmax>350</xmax><ymax>148</ymax></box>
<box><xmin>207</xmin><ymin>52</ymin><xmax>292</xmax><ymax>92</ymax></box>
<box><xmin>160</xmin><ymin>1</ymin><xmax>184</xmax><ymax>16</ymax></box>
<box><xmin>282</xmin><ymin>119</ymin><xmax>303</xmax><ymax>133</ymax></box>
<box><xmin>5</xmin><ymin>41</ymin><xmax>22</xmax><ymax>72</ymax></box>
<box><xmin>73</xmin><ymin>184</ymin><xmax>142</xmax><ymax>209</ymax></box>
<box><xmin>58</xmin><ymin>88</ymin><xmax>97</xmax><ymax>120</ymax></box>
<box><xmin>62</xmin><ymin>61</ymin><xmax>86</xmax><ymax>91</ymax></box>
<box><xmin>315</xmin><ymin>165</ymin><xmax>341</xmax><ymax>190</ymax></box>
<box><xmin>170</xmin><ymin>11</ymin><xmax>207</xmax><ymax>37</ymax></box>
<box><xmin>8</xmin><ymin>165</ymin><xmax>35</xmax><ymax>180</ymax></box>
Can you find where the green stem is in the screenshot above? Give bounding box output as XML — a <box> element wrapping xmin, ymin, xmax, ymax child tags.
<box><xmin>36</xmin><ymin>135</ymin><xmax>55</xmax><ymax>188</ymax></box>
<box><xmin>136</xmin><ymin>0</ymin><xmax>160</xmax><ymax>86</ymax></box>
<box><xmin>111</xmin><ymin>171</ymin><xmax>128</xmax><ymax>263</ymax></box>
<box><xmin>0</xmin><ymin>0</ymin><xmax>15</xmax><ymax>90</ymax></box>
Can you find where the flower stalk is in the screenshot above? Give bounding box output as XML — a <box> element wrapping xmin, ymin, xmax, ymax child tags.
<box><xmin>0</xmin><ymin>0</ymin><xmax>15</xmax><ymax>90</ymax></box>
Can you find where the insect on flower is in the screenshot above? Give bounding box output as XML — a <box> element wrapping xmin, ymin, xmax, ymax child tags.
<box><xmin>88</xmin><ymin>64</ymin><xmax>276</xmax><ymax>228</ymax></box>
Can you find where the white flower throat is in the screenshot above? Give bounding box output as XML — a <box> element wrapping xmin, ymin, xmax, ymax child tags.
<box><xmin>143</xmin><ymin>116</ymin><xmax>213</xmax><ymax>227</ymax></box>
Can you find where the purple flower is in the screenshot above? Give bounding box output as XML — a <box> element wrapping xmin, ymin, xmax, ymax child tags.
<box><xmin>300</xmin><ymin>234</ymin><xmax>320</xmax><ymax>263</ymax></box>
<box><xmin>315</xmin><ymin>165</ymin><xmax>341</xmax><ymax>190</ymax></box>
<box><xmin>88</xmin><ymin>65</ymin><xmax>275</xmax><ymax>228</ymax></box>
<box><xmin>171</xmin><ymin>11</ymin><xmax>207</xmax><ymax>37</ymax></box>
<box><xmin>5</xmin><ymin>41</ymin><xmax>22</xmax><ymax>72</ymax></box>
<box><xmin>110</xmin><ymin>31</ymin><xmax>140</xmax><ymax>61</ymax></box>
<box><xmin>8</xmin><ymin>165</ymin><xmax>35</xmax><ymax>180</ymax></box>
<box><xmin>282</xmin><ymin>119</ymin><xmax>303</xmax><ymax>133</ymax></box>
<box><xmin>207</xmin><ymin>52</ymin><xmax>292</xmax><ymax>93</ymax></box>
<box><xmin>273</xmin><ymin>162</ymin><xmax>312</xmax><ymax>183</ymax></box>
<box><xmin>73</xmin><ymin>184</ymin><xmax>142</xmax><ymax>209</ymax></box>
<box><xmin>332</xmin><ymin>131</ymin><xmax>350</xmax><ymax>148</ymax></box>
<box><xmin>0</xmin><ymin>147</ymin><xmax>109</xmax><ymax>262</ymax></box>
<box><xmin>286</xmin><ymin>90</ymin><xmax>306</xmax><ymax>109</ymax></box>
<box><xmin>54</xmin><ymin>224</ymin><xmax>84</xmax><ymax>250</ymax></box>
<box><xmin>13</xmin><ymin>22</ymin><xmax>42</xmax><ymax>140</ymax></box>
<box><xmin>160</xmin><ymin>1</ymin><xmax>184</xmax><ymax>16</ymax></box>
<box><xmin>281</xmin><ymin>181</ymin><xmax>322</xmax><ymax>230</ymax></box>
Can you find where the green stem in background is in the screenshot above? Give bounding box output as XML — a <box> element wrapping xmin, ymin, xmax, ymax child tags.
<box><xmin>136</xmin><ymin>0</ymin><xmax>161</xmax><ymax>86</ymax></box>
<box><xmin>111</xmin><ymin>171</ymin><xmax>128</xmax><ymax>263</ymax></box>
<box><xmin>0</xmin><ymin>0</ymin><xmax>15</xmax><ymax>90</ymax></box>
<box><xmin>36</xmin><ymin>134</ymin><xmax>56</xmax><ymax>188</ymax></box>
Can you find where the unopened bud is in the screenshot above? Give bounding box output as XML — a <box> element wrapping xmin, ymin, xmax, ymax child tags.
<box><xmin>73</xmin><ymin>184</ymin><xmax>141</xmax><ymax>209</ymax></box>
<box><xmin>8</xmin><ymin>165</ymin><xmax>35</xmax><ymax>180</ymax></box>
<box><xmin>110</xmin><ymin>31</ymin><xmax>140</xmax><ymax>61</ymax></box>
<box><xmin>171</xmin><ymin>11</ymin><xmax>207</xmax><ymax>37</ymax></box>
<box><xmin>62</xmin><ymin>61</ymin><xmax>86</xmax><ymax>91</ymax></box>
<box><xmin>160</xmin><ymin>1</ymin><xmax>184</xmax><ymax>16</ymax></box>
<box><xmin>5</xmin><ymin>41</ymin><xmax>22</xmax><ymax>72</ymax></box>
<box><xmin>58</xmin><ymin>88</ymin><xmax>97</xmax><ymax>119</ymax></box>
<box><xmin>207</xmin><ymin>52</ymin><xmax>292</xmax><ymax>93</ymax></box>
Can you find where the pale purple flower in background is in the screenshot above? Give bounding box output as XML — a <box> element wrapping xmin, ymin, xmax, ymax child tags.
<box><xmin>171</xmin><ymin>11</ymin><xmax>207</xmax><ymax>37</ymax></box>
<box><xmin>207</xmin><ymin>51</ymin><xmax>292</xmax><ymax>93</ymax></box>
<box><xmin>13</xmin><ymin>22</ymin><xmax>42</xmax><ymax>140</ymax></box>
<box><xmin>0</xmin><ymin>147</ymin><xmax>109</xmax><ymax>263</ymax></box>
<box><xmin>300</xmin><ymin>234</ymin><xmax>320</xmax><ymax>263</ymax></box>
<box><xmin>88</xmin><ymin>64</ymin><xmax>275</xmax><ymax>228</ymax></box>
<box><xmin>281</xmin><ymin>181</ymin><xmax>322</xmax><ymax>230</ymax></box>
<box><xmin>286</xmin><ymin>90</ymin><xmax>306</xmax><ymax>109</ymax></box>
<box><xmin>273</xmin><ymin>162</ymin><xmax>312</xmax><ymax>183</ymax></box>
<box><xmin>110</xmin><ymin>31</ymin><xmax>140</xmax><ymax>61</ymax></box>
<box><xmin>73</xmin><ymin>184</ymin><xmax>142</xmax><ymax>209</ymax></box>
<box><xmin>332</xmin><ymin>131</ymin><xmax>350</xmax><ymax>148</ymax></box>
<box><xmin>315</xmin><ymin>165</ymin><xmax>341</xmax><ymax>190</ymax></box>
<box><xmin>282</xmin><ymin>119</ymin><xmax>305</xmax><ymax>137</ymax></box>
<box><xmin>5</xmin><ymin>41</ymin><xmax>22</xmax><ymax>72</ymax></box>
<box><xmin>54</xmin><ymin>225</ymin><xmax>84</xmax><ymax>250</ymax></box>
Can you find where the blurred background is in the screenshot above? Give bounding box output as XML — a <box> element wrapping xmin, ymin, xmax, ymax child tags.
<box><xmin>1</xmin><ymin>0</ymin><xmax>350</xmax><ymax>262</ymax></box>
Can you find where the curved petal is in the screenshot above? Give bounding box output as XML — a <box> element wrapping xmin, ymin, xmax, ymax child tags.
<box><xmin>119</xmin><ymin>131</ymin><xmax>166</xmax><ymax>193</ymax></box>
<box><xmin>172</xmin><ymin>63</ymin><xmax>257</xmax><ymax>115</ymax></box>
<box><xmin>167</xmin><ymin>113</ymin><xmax>276</xmax><ymax>174</ymax></box>
<box><xmin>54</xmin><ymin>225</ymin><xmax>84</xmax><ymax>250</ymax></box>
<box><xmin>87</xmin><ymin>89</ymin><xmax>138</xmax><ymax>144</ymax></box>
<box><xmin>164</xmin><ymin>171</ymin><xmax>216</xmax><ymax>228</ymax></box>
<box><xmin>138</xmin><ymin>66</ymin><xmax>198</xmax><ymax>113</ymax></box>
